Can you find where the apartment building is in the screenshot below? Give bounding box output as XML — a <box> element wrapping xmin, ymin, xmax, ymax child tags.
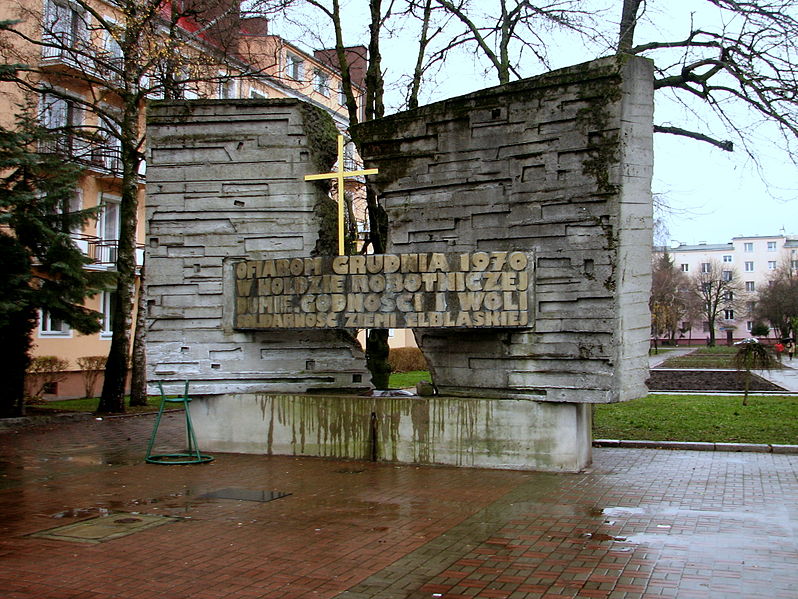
<box><xmin>0</xmin><ymin>0</ymin><xmax>365</xmax><ymax>397</ymax></box>
<box><xmin>655</xmin><ymin>234</ymin><xmax>798</xmax><ymax>343</ymax></box>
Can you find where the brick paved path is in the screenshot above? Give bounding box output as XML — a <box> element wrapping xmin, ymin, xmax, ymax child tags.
<box><xmin>1</xmin><ymin>414</ymin><xmax>796</xmax><ymax>599</ymax></box>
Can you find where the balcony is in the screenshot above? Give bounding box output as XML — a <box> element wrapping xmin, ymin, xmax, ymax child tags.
<box><xmin>71</xmin><ymin>233</ymin><xmax>145</xmax><ymax>270</ymax></box>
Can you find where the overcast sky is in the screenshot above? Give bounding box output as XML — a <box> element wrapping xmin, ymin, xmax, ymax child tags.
<box><xmin>271</xmin><ymin>0</ymin><xmax>797</xmax><ymax>245</ymax></box>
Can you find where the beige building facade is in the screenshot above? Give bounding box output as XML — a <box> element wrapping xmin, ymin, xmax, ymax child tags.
<box><xmin>0</xmin><ymin>0</ymin><xmax>364</xmax><ymax>397</ymax></box>
<box><xmin>656</xmin><ymin>234</ymin><xmax>798</xmax><ymax>343</ymax></box>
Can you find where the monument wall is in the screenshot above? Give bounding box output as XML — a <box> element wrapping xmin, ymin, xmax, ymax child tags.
<box><xmin>354</xmin><ymin>55</ymin><xmax>654</xmax><ymax>403</ymax></box>
<box><xmin>145</xmin><ymin>99</ymin><xmax>371</xmax><ymax>395</ymax></box>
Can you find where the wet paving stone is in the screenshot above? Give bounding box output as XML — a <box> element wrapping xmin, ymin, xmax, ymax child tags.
<box><xmin>0</xmin><ymin>414</ymin><xmax>797</xmax><ymax>598</ymax></box>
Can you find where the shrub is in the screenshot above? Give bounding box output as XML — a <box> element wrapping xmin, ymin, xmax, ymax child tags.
<box><xmin>25</xmin><ymin>356</ymin><xmax>70</xmax><ymax>402</ymax></box>
<box><xmin>76</xmin><ymin>356</ymin><xmax>107</xmax><ymax>399</ymax></box>
<box><xmin>389</xmin><ymin>347</ymin><xmax>428</xmax><ymax>373</ymax></box>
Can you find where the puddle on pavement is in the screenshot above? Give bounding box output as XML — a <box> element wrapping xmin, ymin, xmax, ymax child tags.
<box><xmin>581</xmin><ymin>532</ymin><xmax>627</xmax><ymax>542</ymax></box>
<box><xmin>200</xmin><ymin>488</ymin><xmax>291</xmax><ymax>503</ymax></box>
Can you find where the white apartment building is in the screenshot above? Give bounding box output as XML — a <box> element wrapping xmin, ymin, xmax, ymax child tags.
<box><xmin>655</xmin><ymin>234</ymin><xmax>798</xmax><ymax>344</ymax></box>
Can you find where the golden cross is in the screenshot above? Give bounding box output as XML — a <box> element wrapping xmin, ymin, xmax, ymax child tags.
<box><xmin>304</xmin><ymin>135</ymin><xmax>378</xmax><ymax>256</ymax></box>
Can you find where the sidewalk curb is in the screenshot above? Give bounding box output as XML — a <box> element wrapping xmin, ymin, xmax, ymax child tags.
<box><xmin>594</xmin><ymin>439</ymin><xmax>798</xmax><ymax>454</ymax></box>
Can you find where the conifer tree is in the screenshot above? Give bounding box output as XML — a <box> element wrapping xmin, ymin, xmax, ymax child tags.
<box><xmin>0</xmin><ymin>108</ymin><xmax>110</xmax><ymax>417</ymax></box>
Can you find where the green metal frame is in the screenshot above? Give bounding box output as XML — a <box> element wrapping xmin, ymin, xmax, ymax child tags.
<box><xmin>145</xmin><ymin>381</ymin><xmax>214</xmax><ymax>465</ymax></box>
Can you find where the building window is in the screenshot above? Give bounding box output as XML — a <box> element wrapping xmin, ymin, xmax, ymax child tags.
<box><xmin>101</xmin><ymin>291</ymin><xmax>116</xmax><ymax>336</ymax></box>
<box><xmin>724</xmin><ymin>309</ymin><xmax>734</xmax><ymax>320</ymax></box>
<box><xmin>747</xmin><ymin>321</ymin><xmax>753</xmax><ymax>331</ymax></box>
<box><xmin>723</xmin><ymin>255</ymin><xmax>732</xmax><ymax>262</ymax></box>
<box><xmin>767</xmin><ymin>241</ymin><xmax>777</xmax><ymax>251</ymax></box>
<box><xmin>724</xmin><ymin>291</ymin><xmax>734</xmax><ymax>302</ymax></box>
<box><xmin>745</xmin><ymin>281</ymin><xmax>756</xmax><ymax>292</ymax></box>
<box><xmin>701</xmin><ymin>262</ymin><xmax>711</xmax><ymax>273</ymax></box>
<box><xmin>40</xmin><ymin>310</ymin><xmax>71</xmax><ymax>337</ymax></box>
<box><xmin>98</xmin><ymin>194</ymin><xmax>120</xmax><ymax>265</ymax></box>
<box><xmin>768</xmin><ymin>261</ymin><xmax>776</xmax><ymax>270</ymax></box>
<box><xmin>313</xmin><ymin>69</ymin><xmax>330</xmax><ymax>96</ymax></box>
<box><xmin>338</xmin><ymin>83</ymin><xmax>347</xmax><ymax>106</ymax></box>
<box><xmin>745</xmin><ymin>261</ymin><xmax>754</xmax><ymax>272</ymax></box>
<box><xmin>249</xmin><ymin>88</ymin><xmax>266</xmax><ymax>99</ymax></box>
<box><xmin>43</xmin><ymin>0</ymin><xmax>88</xmax><ymax>59</ymax></box>
<box><xmin>744</xmin><ymin>242</ymin><xmax>754</xmax><ymax>252</ymax></box>
<box><xmin>40</xmin><ymin>92</ymin><xmax>85</xmax><ymax>156</ymax></box>
<box><xmin>286</xmin><ymin>53</ymin><xmax>303</xmax><ymax>80</ymax></box>
<box><xmin>792</xmin><ymin>260</ymin><xmax>798</xmax><ymax>271</ymax></box>
<box><xmin>218</xmin><ymin>74</ymin><xmax>237</xmax><ymax>99</ymax></box>
<box><xmin>722</xmin><ymin>270</ymin><xmax>732</xmax><ymax>281</ymax></box>
<box><xmin>748</xmin><ymin>301</ymin><xmax>756</xmax><ymax>314</ymax></box>
<box><xmin>702</xmin><ymin>321</ymin><xmax>711</xmax><ymax>333</ymax></box>
<box><xmin>680</xmin><ymin>264</ymin><xmax>689</xmax><ymax>272</ymax></box>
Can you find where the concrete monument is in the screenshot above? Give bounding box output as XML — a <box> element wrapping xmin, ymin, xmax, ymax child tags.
<box><xmin>146</xmin><ymin>55</ymin><xmax>653</xmax><ymax>471</ymax></box>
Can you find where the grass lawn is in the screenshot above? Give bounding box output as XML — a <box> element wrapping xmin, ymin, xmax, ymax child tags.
<box><xmin>28</xmin><ymin>396</ymin><xmax>166</xmax><ymax>415</ymax></box>
<box><xmin>389</xmin><ymin>370</ymin><xmax>430</xmax><ymax>389</ymax></box>
<box><xmin>593</xmin><ymin>394</ymin><xmax>798</xmax><ymax>444</ymax></box>
<box><xmin>660</xmin><ymin>345</ymin><xmax>785</xmax><ymax>369</ymax></box>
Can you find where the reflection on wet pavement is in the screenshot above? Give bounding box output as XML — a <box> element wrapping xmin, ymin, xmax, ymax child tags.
<box><xmin>0</xmin><ymin>412</ymin><xmax>797</xmax><ymax>599</ymax></box>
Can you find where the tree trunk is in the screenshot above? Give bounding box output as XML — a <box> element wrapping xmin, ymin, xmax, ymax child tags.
<box><xmin>98</xmin><ymin>111</ymin><xmax>141</xmax><ymax>414</ymax></box>
<box><xmin>129</xmin><ymin>263</ymin><xmax>148</xmax><ymax>406</ymax></box>
<box><xmin>0</xmin><ymin>309</ymin><xmax>36</xmax><ymax>418</ymax></box>
<box><xmin>618</xmin><ymin>0</ymin><xmax>642</xmax><ymax>52</ymax></box>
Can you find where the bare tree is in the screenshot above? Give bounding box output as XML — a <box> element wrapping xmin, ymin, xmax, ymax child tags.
<box><xmin>1</xmin><ymin>0</ymin><xmax>286</xmax><ymax>412</ymax></box>
<box><xmin>619</xmin><ymin>0</ymin><xmax>798</xmax><ymax>157</ymax></box>
<box><xmin>650</xmin><ymin>252</ymin><xmax>696</xmax><ymax>344</ymax></box>
<box><xmin>691</xmin><ymin>259</ymin><xmax>744</xmax><ymax>346</ymax></box>
<box><xmin>755</xmin><ymin>261</ymin><xmax>798</xmax><ymax>339</ymax></box>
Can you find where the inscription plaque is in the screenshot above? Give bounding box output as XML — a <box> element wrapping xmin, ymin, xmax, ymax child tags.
<box><xmin>234</xmin><ymin>252</ymin><xmax>534</xmax><ymax>330</ymax></box>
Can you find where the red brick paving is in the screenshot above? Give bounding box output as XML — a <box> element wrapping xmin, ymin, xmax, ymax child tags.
<box><xmin>0</xmin><ymin>413</ymin><xmax>797</xmax><ymax>598</ymax></box>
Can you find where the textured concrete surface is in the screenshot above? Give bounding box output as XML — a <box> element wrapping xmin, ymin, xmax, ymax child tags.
<box><xmin>1</xmin><ymin>414</ymin><xmax>796</xmax><ymax>599</ymax></box>
<box><xmin>355</xmin><ymin>56</ymin><xmax>654</xmax><ymax>404</ymax></box>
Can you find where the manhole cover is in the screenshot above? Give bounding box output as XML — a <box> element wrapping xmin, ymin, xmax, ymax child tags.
<box><xmin>28</xmin><ymin>512</ymin><xmax>179</xmax><ymax>544</ymax></box>
<box><xmin>200</xmin><ymin>488</ymin><xmax>290</xmax><ymax>503</ymax></box>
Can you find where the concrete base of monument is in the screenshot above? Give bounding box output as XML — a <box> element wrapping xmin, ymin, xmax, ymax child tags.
<box><xmin>190</xmin><ymin>393</ymin><xmax>593</xmax><ymax>472</ymax></box>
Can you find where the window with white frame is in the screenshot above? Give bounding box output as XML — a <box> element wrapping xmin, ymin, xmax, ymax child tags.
<box><xmin>680</xmin><ymin>264</ymin><xmax>689</xmax><ymax>272</ymax></box>
<box><xmin>249</xmin><ymin>88</ymin><xmax>267</xmax><ymax>99</ymax></box>
<box><xmin>101</xmin><ymin>290</ymin><xmax>116</xmax><ymax>336</ymax></box>
<box><xmin>41</xmin><ymin>92</ymin><xmax>84</xmax><ymax>156</ymax></box>
<box><xmin>767</xmin><ymin>241</ymin><xmax>777</xmax><ymax>251</ymax></box>
<box><xmin>747</xmin><ymin>321</ymin><xmax>753</xmax><ymax>331</ymax></box>
<box><xmin>43</xmin><ymin>0</ymin><xmax>88</xmax><ymax>59</ymax></box>
<box><xmin>314</xmin><ymin>69</ymin><xmax>330</xmax><ymax>96</ymax></box>
<box><xmin>768</xmin><ymin>261</ymin><xmax>777</xmax><ymax>270</ymax></box>
<box><xmin>218</xmin><ymin>73</ymin><xmax>237</xmax><ymax>99</ymax></box>
<box><xmin>701</xmin><ymin>262</ymin><xmax>711</xmax><ymax>273</ymax></box>
<box><xmin>722</xmin><ymin>270</ymin><xmax>732</xmax><ymax>281</ymax></box>
<box><xmin>39</xmin><ymin>310</ymin><xmax>71</xmax><ymax>337</ymax></box>
<box><xmin>723</xmin><ymin>255</ymin><xmax>732</xmax><ymax>262</ymax></box>
<box><xmin>744</xmin><ymin>242</ymin><xmax>754</xmax><ymax>252</ymax></box>
<box><xmin>724</xmin><ymin>291</ymin><xmax>734</xmax><ymax>302</ymax></box>
<box><xmin>745</xmin><ymin>261</ymin><xmax>754</xmax><ymax>272</ymax></box>
<box><xmin>724</xmin><ymin>309</ymin><xmax>734</xmax><ymax>319</ymax></box>
<box><xmin>286</xmin><ymin>53</ymin><xmax>303</xmax><ymax>80</ymax></box>
<box><xmin>97</xmin><ymin>194</ymin><xmax>120</xmax><ymax>265</ymax></box>
<box><xmin>102</xmin><ymin>19</ymin><xmax>124</xmax><ymax>77</ymax></box>
<box><xmin>748</xmin><ymin>301</ymin><xmax>756</xmax><ymax>314</ymax></box>
<box><xmin>338</xmin><ymin>82</ymin><xmax>346</xmax><ymax>106</ymax></box>
<box><xmin>745</xmin><ymin>281</ymin><xmax>756</xmax><ymax>292</ymax></box>
<box><xmin>792</xmin><ymin>260</ymin><xmax>798</xmax><ymax>271</ymax></box>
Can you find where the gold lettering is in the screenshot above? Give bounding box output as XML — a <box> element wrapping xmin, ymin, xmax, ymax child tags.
<box><xmin>503</xmin><ymin>292</ymin><xmax>519</xmax><ymax>310</ymax></box>
<box><xmin>383</xmin><ymin>254</ymin><xmax>400</xmax><ymax>273</ymax></box>
<box><xmin>428</xmin><ymin>253</ymin><xmax>447</xmax><ymax>272</ymax></box>
<box><xmin>351</xmin><ymin>275</ymin><xmax>369</xmax><ymax>293</ymax></box>
<box><xmin>484</xmin><ymin>272</ymin><xmax>501</xmax><ymax>291</ymax></box>
<box><xmin>455</xmin><ymin>312</ymin><xmax>472</xmax><ymax>327</ymax></box>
